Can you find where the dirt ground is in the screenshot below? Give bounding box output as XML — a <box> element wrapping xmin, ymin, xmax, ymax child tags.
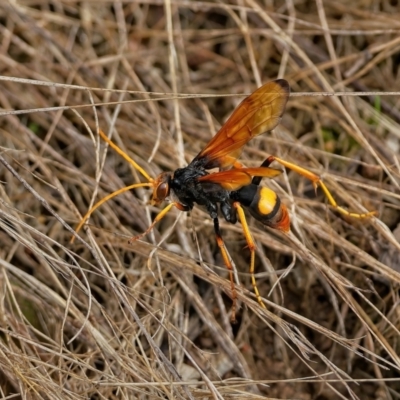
<box><xmin>0</xmin><ymin>1</ymin><xmax>400</xmax><ymax>399</ymax></box>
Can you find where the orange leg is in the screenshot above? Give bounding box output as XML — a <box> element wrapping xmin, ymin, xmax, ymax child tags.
<box><xmin>268</xmin><ymin>156</ymin><xmax>376</xmax><ymax>218</ymax></box>
<box><xmin>252</xmin><ymin>157</ymin><xmax>274</xmax><ymax>185</ymax></box>
<box><xmin>233</xmin><ymin>202</ymin><xmax>266</xmax><ymax>311</ymax></box>
<box><xmin>213</xmin><ymin>218</ymin><xmax>237</xmax><ymax>323</ymax></box>
<box><xmin>128</xmin><ymin>202</ymin><xmax>188</xmax><ymax>244</ymax></box>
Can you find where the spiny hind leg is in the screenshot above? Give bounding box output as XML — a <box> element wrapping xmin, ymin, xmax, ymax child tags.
<box><xmin>233</xmin><ymin>202</ymin><xmax>266</xmax><ymax>311</ymax></box>
<box><xmin>213</xmin><ymin>218</ymin><xmax>238</xmax><ymax>323</ymax></box>
<box><xmin>252</xmin><ymin>158</ymin><xmax>275</xmax><ymax>186</ymax></box>
<box><xmin>267</xmin><ymin>156</ymin><xmax>375</xmax><ymax>219</ymax></box>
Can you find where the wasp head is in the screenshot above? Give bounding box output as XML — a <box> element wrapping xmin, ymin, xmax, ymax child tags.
<box><xmin>151</xmin><ymin>172</ymin><xmax>172</xmax><ymax>205</ymax></box>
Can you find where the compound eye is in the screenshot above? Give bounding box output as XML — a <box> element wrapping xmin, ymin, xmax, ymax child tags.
<box><xmin>155</xmin><ymin>182</ymin><xmax>169</xmax><ymax>201</ymax></box>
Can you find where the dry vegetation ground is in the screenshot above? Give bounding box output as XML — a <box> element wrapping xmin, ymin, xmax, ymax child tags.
<box><xmin>0</xmin><ymin>1</ymin><xmax>400</xmax><ymax>399</ymax></box>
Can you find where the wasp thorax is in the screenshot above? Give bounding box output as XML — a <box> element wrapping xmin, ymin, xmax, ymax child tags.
<box><xmin>151</xmin><ymin>172</ymin><xmax>172</xmax><ymax>205</ymax></box>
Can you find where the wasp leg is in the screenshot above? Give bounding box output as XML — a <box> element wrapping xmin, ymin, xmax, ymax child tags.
<box><xmin>213</xmin><ymin>218</ymin><xmax>237</xmax><ymax>323</ymax></box>
<box><xmin>233</xmin><ymin>202</ymin><xmax>266</xmax><ymax>311</ymax></box>
<box><xmin>128</xmin><ymin>202</ymin><xmax>189</xmax><ymax>244</ymax></box>
<box><xmin>267</xmin><ymin>155</ymin><xmax>376</xmax><ymax>218</ymax></box>
<box><xmin>252</xmin><ymin>158</ymin><xmax>275</xmax><ymax>185</ymax></box>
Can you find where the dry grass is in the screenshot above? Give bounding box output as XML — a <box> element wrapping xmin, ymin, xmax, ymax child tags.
<box><xmin>1</xmin><ymin>0</ymin><xmax>400</xmax><ymax>399</ymax></box>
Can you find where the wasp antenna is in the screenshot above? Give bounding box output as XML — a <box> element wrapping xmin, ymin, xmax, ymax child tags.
<box><xmin>71</xmin><ymin>182</ymin><xmax>153</xmax><ymax>243</ymax></box>
<box><xmin>98</xmin><ymin>129</ymin><xmax>154</xmax><ymax>183</ymax></box>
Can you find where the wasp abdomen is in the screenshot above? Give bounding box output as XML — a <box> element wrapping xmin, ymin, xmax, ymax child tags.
<box><xmin>233</xmin><ymin>185</ymin><xmax>290</xmax><ymax>233</ymax></box>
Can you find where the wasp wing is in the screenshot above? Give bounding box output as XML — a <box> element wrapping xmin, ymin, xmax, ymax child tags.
<box><xmin>191</xmin><ymin>79</ymin><xmax>290</xmax><ymax>170</ymax></box>
<box><xmin>198</xmin><ymin>167</ymin><xmax>282</xmax><ymax>191</ymax></box>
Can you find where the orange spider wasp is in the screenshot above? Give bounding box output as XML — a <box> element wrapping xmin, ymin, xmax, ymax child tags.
<box><xmin>74</xmin><ymin>79</ymin><xmax>374</xmax><ymax>322</ymax></box>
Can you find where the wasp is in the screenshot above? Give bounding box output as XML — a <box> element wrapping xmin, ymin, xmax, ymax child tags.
<box><xmin>74</xmin><ymin>79</ymin><xmax>374</xmax><ymax>321</ymax></box>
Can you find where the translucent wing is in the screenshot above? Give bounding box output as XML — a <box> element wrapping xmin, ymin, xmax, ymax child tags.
<box><xmin>198</xmin><ymin>167</ymin><xmax>282</xmax><ymax>191</ymax></box>
<box><xmin>191</xmin><ymin>79</ymin><xmax>290</xmax><ymax>170</ymax></box>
